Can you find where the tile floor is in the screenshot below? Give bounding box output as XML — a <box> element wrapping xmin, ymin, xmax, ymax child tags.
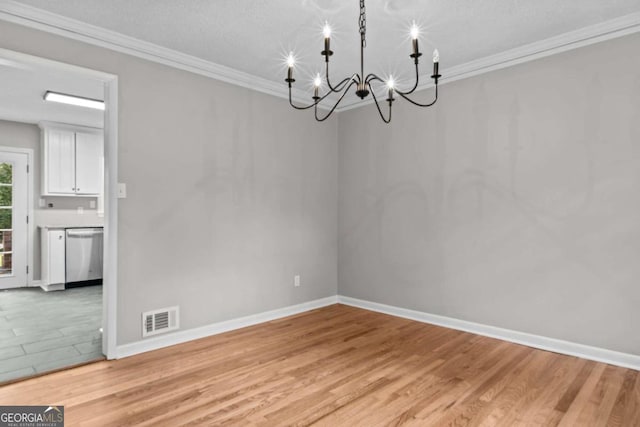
<box><xmin>0</xmin><ymin>285</ymin><xmax>103</xmax><ymax>383</ymax></box>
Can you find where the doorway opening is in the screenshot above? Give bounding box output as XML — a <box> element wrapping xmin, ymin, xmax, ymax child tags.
<box><xmin>0</xmin><ymin>49</ymin><xmax>118</xmax><ymax>383</ymax></box>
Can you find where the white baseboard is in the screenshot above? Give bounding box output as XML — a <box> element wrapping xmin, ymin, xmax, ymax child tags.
<box><xmin>115</xmin><ymin>296</ymin><xmax>338</xmax><ymax>359</ymax></box>
<box><xmin>337</xmin><ymin>295</ymin><xmax>640</xmax><ymax>372</ymax></box>
<box><xmin>40</xmin><ymin>283</ymin><xmax>64</xmax><ymax>292</ymax></box>
<box><xmin>113</xmin><ymin>293</ymin><xmax>640</xmax><ymax>371</ymax></box>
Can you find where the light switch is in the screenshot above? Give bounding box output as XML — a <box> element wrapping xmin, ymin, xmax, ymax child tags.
<box><xmin>118</xmin><ymin>183</ymin><xmax>127</xmax><ymax>199</ymax></box>
<box><xmin>89</xmin><ymin>200</ymin><xmax>96</xmax><ymax>209</ymax></box>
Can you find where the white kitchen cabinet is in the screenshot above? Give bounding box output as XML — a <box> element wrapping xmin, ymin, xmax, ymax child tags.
<box><xmin>45</xmin><ymin>129</ymin><xmax>76</xmax><ymax>194</ymax></box>
<box><xmin>40</xmin><ymin>123</ymin><xmax>104</xmax><ymax>197</ymax></box>
<box><xmin>41</xmin><ymin>228</ymin><xmax>66</xmax><ymax>292</ymax></box>
<box><xmin>75</xmin><ymin>132</ymin><xmax>103</xmax><ymax>195</ymax></box>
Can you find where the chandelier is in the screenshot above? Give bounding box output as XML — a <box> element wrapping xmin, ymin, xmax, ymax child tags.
<box><xmin>285</xmin><ymin>0</ymin><xmax>441</xmax><ymax>123</ymax></box>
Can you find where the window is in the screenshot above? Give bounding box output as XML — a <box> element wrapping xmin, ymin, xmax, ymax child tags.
<box><xmin>0</xmin><ymin>163</ymin><xmax>13</xmax><ymax>276</ymax></box>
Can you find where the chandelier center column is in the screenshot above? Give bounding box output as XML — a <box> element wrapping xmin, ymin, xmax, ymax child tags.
<box><xmin>356</xmin><ymin>0</ymin><xmax>369</xmax><ymax>99</ymax></box>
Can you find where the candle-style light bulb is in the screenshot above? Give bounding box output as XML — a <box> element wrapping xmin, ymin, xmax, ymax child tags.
<box><xmin>323</xmin><ymin>21</ymin><xmax>332</xmax><ymax>39</ymax></box>
<box><xmin>322</xmin><ymin>21</ymin><xmax>332</xmax><ymax>60</ymax></box>
<box><xmin>386</xmin><ymin>76</ymin><xmax>395</xmax><ymax>90</ymax></box>
<box><xmin>432</xmin><ymin>49</ymin><xmax>440</xmax><ymax>82</ymax></box>
<box><xmin>410</xmin><ymin>23</ymin><xmax>420</xmax><ymax>40</ymax></box>
<box><xmin>286</xmin><ymin>52</ymin><xmax>295</xmax><ymax>68</ymax></box>
<box><xmin>286</xmin><ymin>52</ymin><xmax>295</xmax><ymax>83</ymax></box>
<box><xmin>386</xmin><ymin>76</ymin><xmax>395</xmax><ymax>101</ymax></box>
<box><xmin>409</xmin><ymin>22</ymin><xmax>421</xmax><ymax>60</ymax></box>
<box><xmin>313</xmin><ymin>73</ymin><xmax>322</xmax><ymax>100</ymax></box>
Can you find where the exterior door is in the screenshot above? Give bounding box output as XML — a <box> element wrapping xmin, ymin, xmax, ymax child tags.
<box><xmin>0</xmin><ymin>150</ymin><xmax>28</xmax><ymax>289</ymax></box>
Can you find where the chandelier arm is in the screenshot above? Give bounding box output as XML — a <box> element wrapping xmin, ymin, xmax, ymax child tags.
<box><xmin>364</xmin><ymin>73</ymin><xmax>379</xmax><ymax>84</ymax></box>
<box><xmin>365</xmin><ymin>68</ymin><xmax>419</xmax><ymax>96</ymax></box>
<box><xmin>326</xmin><ymin>75</ymin><xmax>351</xmax><ymax>93</ymax></box>
<box><xmin>368</xmin><ymin>83</ymin><xmax>392</xmax><ymax>124</ymax></box>
<box><xmin>288</xmin><ymin>84</ymin><xmax>335</xmax><ymax>110</ymax></box>
<box><xmin>314</xmin><ymin>80</ymin><xmax>358</xmax><ymax>122</ymax></box>
<box><xmin>325</xmin><ymin>65</ymin><xmax>360</xmax><ymax>92</ymax></box>
<box><xmin>395</xmin><ymin>63</ymin><xmax>420</xmax><ymax>95</ymax></box>
<box><xmin>288</xmin><ymin>85</ymin><xmax>315</xmax><ymax>110</ymax></box>
<box><xmin>397</xmin><ymin>84</ymin><xmax>439</xmax><ymax>107</ymax></box>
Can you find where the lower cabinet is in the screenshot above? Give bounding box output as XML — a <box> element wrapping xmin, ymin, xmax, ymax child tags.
<box><xmin>41</xmin><ymin>229</ymin><xmax>65</xmax><ymax>292</ymax></box>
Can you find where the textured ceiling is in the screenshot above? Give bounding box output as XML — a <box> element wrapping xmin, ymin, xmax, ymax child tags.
<box><xmin>12</xmin><ymin>0</ymin><xmax>640</xmax><ymax>97</ymax></box>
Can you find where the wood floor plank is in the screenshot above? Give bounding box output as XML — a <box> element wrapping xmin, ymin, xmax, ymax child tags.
<box><xmin>0</xmin><ymin>304</ymin><xmax>637</xmax><ymax>426</ymax></box>
<box><xmin>605</xmin><ymin>369</ymin><xmax>638</xmax><ymax>426</ymax></box>
<box><xmin>548</xmin><ymin>360</ymin><xmax>608</xmax><ymax>426</ymax></box>
<box><xmin>512</xmin><ymin>357</ymin><xmax>587</xmax><ymax>426</ymax></box>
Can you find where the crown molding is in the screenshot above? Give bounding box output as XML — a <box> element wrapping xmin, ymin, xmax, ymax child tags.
<box><xmin>1</xmin><ymin>1</ymin><xmax>639</xmax><ymax>114</ymax></box>
<box><xmin>0</xmin><ymin>0</ymin><xmax>316</xmax><ymax>107</ymax></box>
<box><xmin>336</xmin><ymin>11</ymin><xmax>640</xmax><ymax>111</ymax></box>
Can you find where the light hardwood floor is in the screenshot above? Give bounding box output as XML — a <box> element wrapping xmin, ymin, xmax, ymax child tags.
<box><xmin>0</xmin><ymin>304</ymin><xmax>638</xmax><ymax>426</ymax></box>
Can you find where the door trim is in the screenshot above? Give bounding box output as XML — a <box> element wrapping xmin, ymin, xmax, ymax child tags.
<box><xmin>0</xmin><ymin>146</ymin><xmax>32</xmax><ymax>287</ymax></box>
<box><xmin>103</xmin><ymin>72</ymin><xmax>118</xmax><ymax>360</ymax></box>
<box><xmin>0</xmin><ymin>48</ymin><xmax>119</xmax><ymax>360</ymax></box>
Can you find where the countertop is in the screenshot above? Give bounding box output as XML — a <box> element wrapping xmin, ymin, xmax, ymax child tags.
<box><xmin>39</xmin><ymin>225</ymin><xmax>104</xmax><ymax>229</ymax></box>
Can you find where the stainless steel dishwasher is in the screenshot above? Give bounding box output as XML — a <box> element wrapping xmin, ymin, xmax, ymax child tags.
<box><xmin>65</xmin><ymin>228</ymin><xmax>103</xmax><ymax>285</ymax></box>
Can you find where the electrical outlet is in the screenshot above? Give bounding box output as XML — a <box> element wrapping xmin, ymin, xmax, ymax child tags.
<box><xmin>77</xmin><ymin>207</ymin><xmax>84</xmax><ymax>214</ymax></box>
<box><xmin>294</xmin><ymin>275</ymin><xmax>301</xmax><ymax>287</ymax></box>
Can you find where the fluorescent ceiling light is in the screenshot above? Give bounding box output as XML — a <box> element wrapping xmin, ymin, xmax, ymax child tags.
<box><xmin>43</xmin><ymin>91</ymin><xmax>105</xmax><ymax>110</ymax></box>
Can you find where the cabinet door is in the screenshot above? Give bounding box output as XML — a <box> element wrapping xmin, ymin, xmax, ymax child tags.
<box><xmin>75</xmin><ymin>132</ymin><xmax>103</xmax><ymax>195</ymax></box>
<box><xmin>48</xmin><ymin>230</ymin><xmax>66</xmax><ymax>285</ymax></box>
<box><xmin>46</xmin><ymin>129</ymin><xmax>76</xmax><ymax>194</ymax></box>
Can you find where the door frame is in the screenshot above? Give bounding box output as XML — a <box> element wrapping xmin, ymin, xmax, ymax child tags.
<box><xmin>0</xmin><ymin>146</ymin><xmax>33</xmax><ymax>288</ymax></box>
<box><xmin>0</xmin><ymin>48</ymin><xmax>119</xmax><ymax>360</ymax></box>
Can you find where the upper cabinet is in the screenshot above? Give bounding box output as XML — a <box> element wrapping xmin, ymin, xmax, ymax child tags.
<box><xmin>74</xmin><ymin>132</ymin><xmax>103</xmax><ymax>195</ymax></box>
<box><xmin>44</xmin><ymin>128</ymin><xmax>76</xmax><ymax>194</ymax></box>
<box><xmin>40</xmin><ymin>123</ymin><xmax>104</xmax><ymax>197</ymax></box>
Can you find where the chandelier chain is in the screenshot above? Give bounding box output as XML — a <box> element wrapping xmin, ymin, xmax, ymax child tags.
<box><xmin>359</xmin><ymin>0</ymin><xmax>366</xmax><ymax>47</ymax></box>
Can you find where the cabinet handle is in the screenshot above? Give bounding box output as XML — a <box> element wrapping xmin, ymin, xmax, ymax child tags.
<box><xmin>58</xmin><ymin>235</ymin><xmax>63</xmax><ymax>240</ymax></box>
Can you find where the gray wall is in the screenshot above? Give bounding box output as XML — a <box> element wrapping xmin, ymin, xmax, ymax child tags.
<box><xmin>3</xmin><ymin>18</ymin><xmax>638</xmax><ymax>356</ymax></box>
<box><xmin>339</xmin><ymin>33</ymin><xmax>640</xmax><ymax>355</ymax></box>
<box><xmin>0</xmin><ymin>119</ymin><xmax>102</xmax><ymax>281</ymax></box>
<box><xmin>0</xmin><ymin>21</ymin><xmax>338</xmax><ymax>345</ymax></box>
